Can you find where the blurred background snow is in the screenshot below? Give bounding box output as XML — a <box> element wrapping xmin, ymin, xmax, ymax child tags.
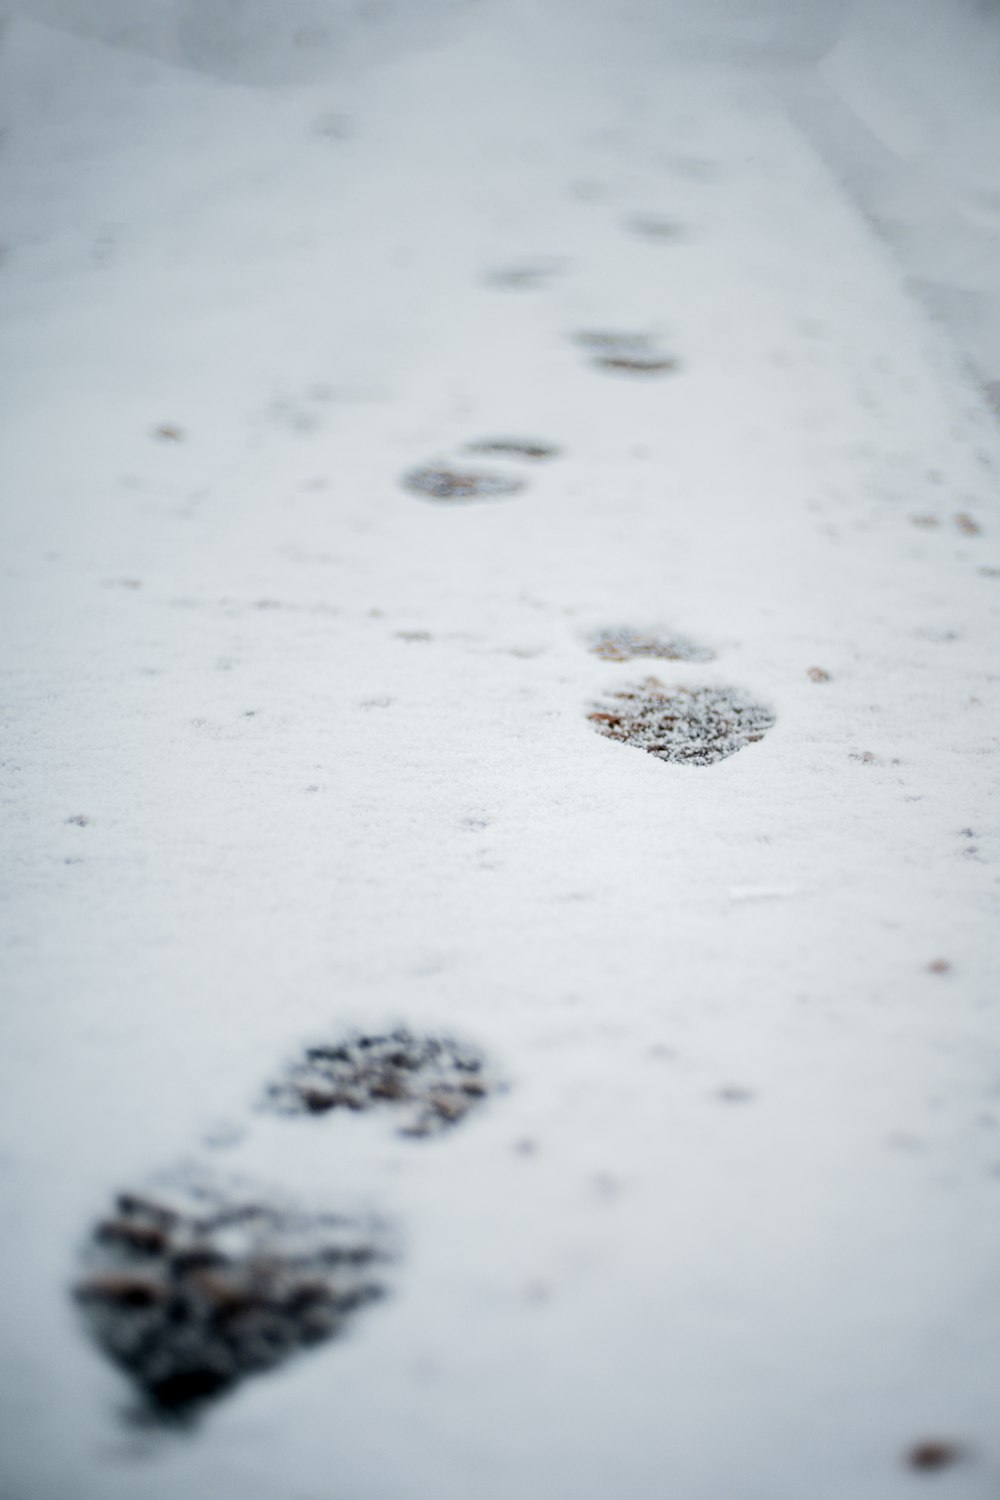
<box><xmin>6</xmin><ymin>0</ymin><xmax>997</xmax><ymax>398</ymax></box>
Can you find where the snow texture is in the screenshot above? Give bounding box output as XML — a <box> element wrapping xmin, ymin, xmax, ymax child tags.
<box><xmin>1</xmin><ymin>1</ymin><xmax>999</xmax><ymax>1498</ymax></box>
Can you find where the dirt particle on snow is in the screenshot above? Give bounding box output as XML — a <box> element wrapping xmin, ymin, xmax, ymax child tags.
<box><xmin>66</xmin><ymin>814</ymin><xmax>91</xmax><ymax>827</ymax></box>
<box><xmin>905</xmin><ymin>1441</ymin><xmax>964</xmax><ymax>1472</ymax></box>
<box><xmin>717</xmin><ymin>1086</ymin><xmax>755</xmax><ymax>1103</ymax></box>
<box><xmin>74</xmin><ymin>1178</ymin><xmax>386</xmax><ymax>1419</ymax></box>
<box><xmin>953</xmin><ymin>512</ymin><xmax>982</xmax><ymax>535</ymax></box>
<box><xmin>401</xmin><ymin>466</ymin><xmax>525</xmax><ymax>502</ymax></box>
<box><xmin>464</xmin><ymin>438</ymin><xmax>561</xmax><ymax>461</ymax></box>
<box><xmin>589</xmin><ymin>627</ymin><xmax>714</xmax><ymax>663</ymax></box>
<box><xmin>806</xmin><ymin>665</ymin><xmax>832</xmax><ymax>682</ymax></box>
<box><xmin>395</xmin><ymin>630</ymin><xmax>433</xmax><ymax>642</ymax></box>
<box><xmin>263</xmin><ymin>1029</ymin><xmax>498</xmax><ymax>1137</ymax></box>
<box><xmin>927</xmin><ymin>958</ymin><xmax>952</xmax><ymax>975</ymax></box>
<box><xmin>588</xmin><ymin>679</ymin><xmax>774</xmax><ymax>765</ymax></box>
<box><xmin>850</xmin><ymin>750</ymin><xmax>878</xmax><ymax>764</ymax></box>
<box><xmin>910</xmin><ymin>514</ymin><xmax>940</xmax><ymax>529</ymax></box>
<box><xmin>153</xmin><ymin>424</ymin><xmax>184</xmax><ymax>442</ymax></box>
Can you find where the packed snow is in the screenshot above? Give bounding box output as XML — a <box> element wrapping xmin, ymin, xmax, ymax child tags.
<box><xmin>1</xmin><ymin>2</ymin><xmax>999</xmax><ymax>1497</ymax></box>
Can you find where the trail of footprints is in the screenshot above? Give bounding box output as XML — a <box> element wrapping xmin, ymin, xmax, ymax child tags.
<box><xmin>75</xmin><ymin>642</ymin><xmax>774</xmax><ymax>1420</ymax></box>
<box><xmin>75</xmin><ymin>1029</ymin><xmax>498</xmax><ymax>1420</ymax></box>
<box><xmin>68</xmin><ymin>164</ymin><xmax>978</xmax><ymax>1480</ymax></box>
<box><xmin>71</xmin><ymin>194</ymin><xmax>963</xmax><ymax>1479</ymax></box>
<box><xmin>402</xmin><ymin>437</ymin><xmax>560</xmax><ymax>504</ymax></box>
<box><xmin>399</xmin><ymin>332</ymin><xmax>676</xmax><ymax>504</ymax></box>
<box><xmin>77</xmin><ymin>320</ymin><xmax>774</xmax><ymax>1425</ymax></box>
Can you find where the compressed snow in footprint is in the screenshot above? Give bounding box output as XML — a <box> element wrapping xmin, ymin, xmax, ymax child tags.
<box><xmin>264</xmin><ymin>1029</ymin><xmax>496</xmax><ymax>1136</ymax></box>
<box><xmin>589</xmin><ymin>681</ymin><xmax>776</xmax><ymax>765</ymax></box>
<box><xmin>75</xmin><ymin>1175</ymin><xmax>387</xmax><ymax>1418</ymax></box>
<box><xmin>401</xmin><ymin>465</ymin><xmax>525</xmax><ymax>501</ymax></box>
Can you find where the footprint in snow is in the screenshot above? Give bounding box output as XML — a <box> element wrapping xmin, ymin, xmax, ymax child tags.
<box><xmin>74</xmin><ymin>1175</ymin><xmax>388</xmax><ymax>1422</ymax></box>
<box><xmin>401</xmin><ymin>441</ymin><xmax>562</xmax><ymax>503</ymax></box>
<box><xmin>73</xmin><ymin>1028</ymin><xmax>500</xmax><ymax>1423</ymax></box>
<box><xmin>589</xmin><ymin>679</ymin><xmax>774</xmax><ymax>765</ymax></box>
<box><xmin>589</xmin><ymin>627</ymin><xmax>715</xmax><ymax>663</ymax></box>
<box><xmin>464</xmin><ymin>437</ymin><xmax>561</xmax><ymax>462</ymax></box>
<box><xmin>262</xmin><ymin>1027</ymin><xmax>500</xmax><ymax>1137</ymax></box>
<box><xmin>572</xmin><ymin>330</ymin><xmax>680</xmax><ymax>376</ymax></box>
<box><xmin>402</xmin><ymin>465</ymin><xmax>525</xmax><ymax>502</ymax></box>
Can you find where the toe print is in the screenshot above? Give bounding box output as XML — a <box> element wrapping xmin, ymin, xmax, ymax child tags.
<box><xmin>263</xmin><ymin>1028</ymin><xmax>498</xmax><ymax>1137</ymax></box>
<box><xmin>74</xmin><ymin>1177</ymin><xmax>387</xmax><ymax>1420</ymax></box>
<box><xmin>589</xmin><ymin>679</ymin><xmax>775</xmax><ymax>765</ymax></box>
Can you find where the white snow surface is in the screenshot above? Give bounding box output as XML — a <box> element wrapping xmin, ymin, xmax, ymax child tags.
<box><xmin>1</xmin><ymin>2</ymin><xmax>1000</xmax><ymax>1497</ymax></box>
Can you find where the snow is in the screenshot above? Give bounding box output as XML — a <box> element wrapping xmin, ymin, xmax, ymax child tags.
<box><xmin>1</xmin><ymin>1</ymin><xmax>999</xmax><ymax>1496</ymax></box>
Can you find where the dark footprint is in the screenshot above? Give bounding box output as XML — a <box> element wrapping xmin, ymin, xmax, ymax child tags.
<box><xmin>484</xmin><ymin>262</ymin><xmax>565</xmax><ymax>290</ymax></box>
<box><xmin>593</xmin><ymin>355</ymin><xmax>679</xmax><ymax>375</ymax></box>
<box><xmin>263</xmin><ymin>1028</ymin><xmax>498</xmax><ymax>1137</ymax></box>
<box><xmin>464</xmin><ymin>438</ymin><xmax>561</xmax><ymax>462</ymax></box>
<box><xmin>623</xmin><ymin>214</ymin><xmax>685</xmax><ymax>242</ymax></box>
<box><xmin>589</xmin><ymin>679</ymin><xmax>774</xmax><ymax>765</ymax></box>
<box><xmin>402</xmin><ymin>466</ymin><xmax>525</xmax><ymax>503</ymax></box>
<box><xmin>589</xmin><ymin>627</ymin><xmax>714</xmax><ymax>663</ymax></box>
<box><xmin>570</xmin><ymin>330</ymin><xmax>680</xmax><ymax>377</ymax></box>
<box><xmin>74</xmin><ymin>1175</ymin><xmax>387</xmax><ymax>1421</ymax></box>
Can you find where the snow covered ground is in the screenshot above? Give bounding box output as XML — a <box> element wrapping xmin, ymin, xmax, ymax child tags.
<box><xmin>1</xmin><ymin>2</ymin><xmax>999</xmax><ymax>1496</ymax></box>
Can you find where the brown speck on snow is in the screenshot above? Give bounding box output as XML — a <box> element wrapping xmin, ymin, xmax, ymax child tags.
<box><xmin>906</xmin><ymin>1441</ymin><xmax>964</xmax><ymax>1472</ymax></box>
